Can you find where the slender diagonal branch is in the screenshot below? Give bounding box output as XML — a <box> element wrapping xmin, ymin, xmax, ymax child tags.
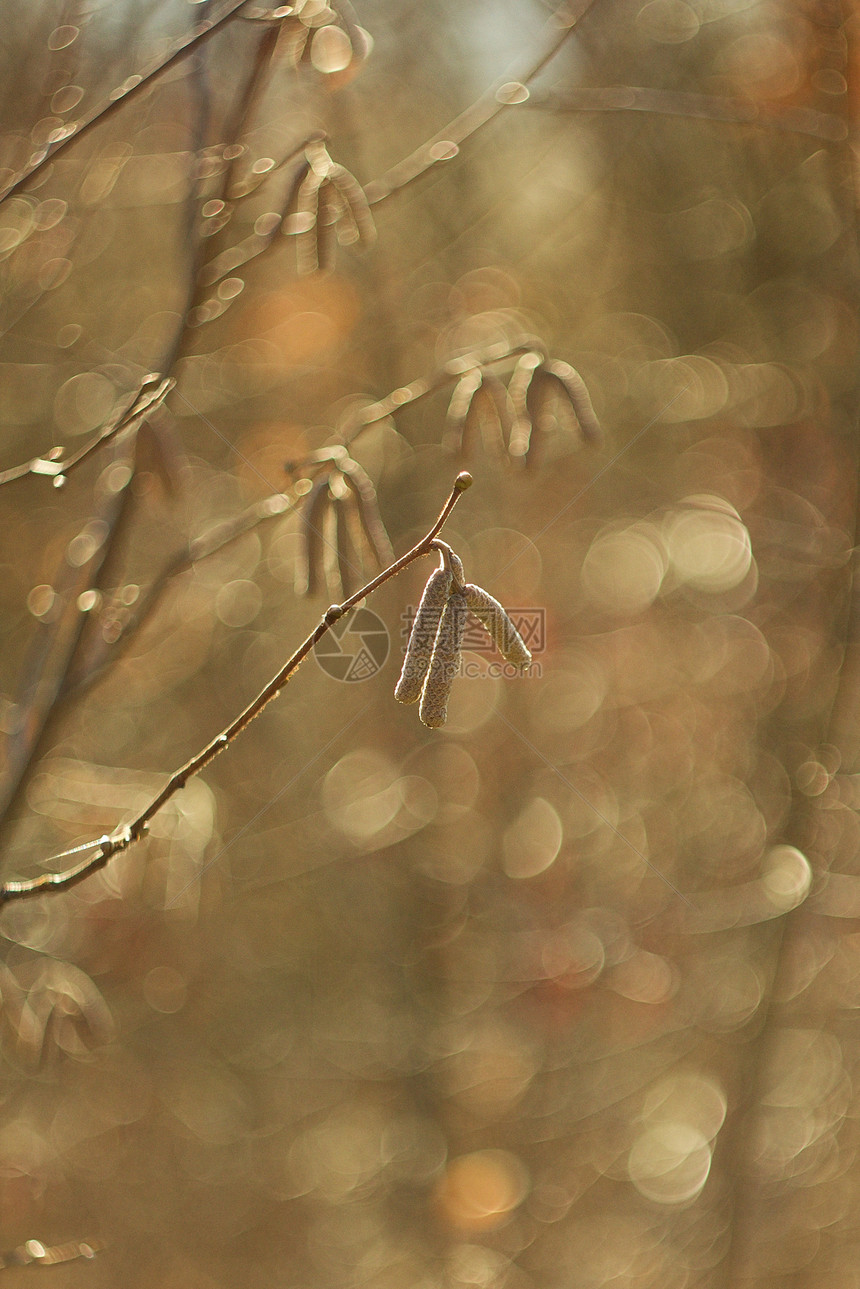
<box><xmin>0</xmin><ymin>0</ymin><xmax>250</xmax><ymax>205</ymax></box>
<box><xmin>0</xmin><ymin>376</ymin><xmax>173</xmax><ymax>489</ymax></box>
<box><xmin>0</xmin><ymin>473</ymin><xmax>473</xmax><ymax>905</ymax></box>
<box><xmin>363</xmin><ymin>0</ymin><xmax>596</xmax><ymax>205</ymax></box>
<box><xmin>337</xmin><ymin>340</ymin><xmax>544</xmax><ymax>444</ymax></box>
<box><xmin>527</xmin><ymin>85</ymin><xmax>847</xmax><ymax>141</ymax></box>
<box><xmin>0</xmin><ymin>436</ymin><xmax>144</xmax><ymax>829</ymax></box>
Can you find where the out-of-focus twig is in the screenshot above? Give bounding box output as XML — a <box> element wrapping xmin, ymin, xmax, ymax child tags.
<box><xmin>0</xmin><ymin>1236</ymin><xmax>104</xmax><ymax>1271</ymax></box>
<box><xmin>0</xmin><ymin>436</ymin><xmax>143</xmax><ymax>831</ymax></box>
<box><xmin>0</xmin><ymin>0</ymin><xmax>251</xmax><ymax>205</ymax></box>
<box><xmin>336</xmin><ymin>339</ymin><xmax>548</xmax><ymax>444</ymax></box>
<box><xmin>0</xmin><ymin>375</ymin><xmax>173</xmax><ymax>489</ymax></box>
<box><xmin>0</xmin><ymin>486</ymin><xmax>294</xmax><ymax>851</ymax></box>
<box><xmin>63</xmin><ymin>489</ymin><xmax>298</xmax><ymax>702</ymax></box>
<box><xmin>527</xmin><ymin>84</ymin><xmax>848</xmax><ymax>141</ymax></box>
<box><xmin>363</xmin><ymin>0</ymin><xmax>597</xmax><ymax>205</ymax></box>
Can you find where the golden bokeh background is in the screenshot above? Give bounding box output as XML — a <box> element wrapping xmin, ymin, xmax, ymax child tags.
<box><xmin>1</xmin><ymin>0</ymin><xmax>859</xmax><ymax>1284</ymax></box>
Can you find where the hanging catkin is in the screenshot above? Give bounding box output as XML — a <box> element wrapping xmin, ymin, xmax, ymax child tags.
<box><xmin>295</xmin><ymin>475</ymin><xmax>331</xmax><ymax>597</ymax></box>
<box><xmin>445</xmin><ymin>547</ymin><xmax>465</xmax><ymax>589</ymax></box>
<box><xmin>462</xmin><ymin>583</ymin><xmax>532</xmax><ymax>668</ymax></box>
<box><xmin>419</xmin><ymin>591</ymin><xmax>467</xmax><ymax>728</ymax></box>
<box><xmin>332</xmin><ymin>488</ymin><xmax>355</xmax><ymax>599</ymax></box>
<box><xmin>394</xmin><ymin>566</ymin><xmax>453</xmax><ymax>704</ymax></box>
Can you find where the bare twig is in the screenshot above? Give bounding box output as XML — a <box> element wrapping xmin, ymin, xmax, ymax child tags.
<box><xmin>337</xmin><ymin>340</ymin><xmax>546</xmax><ymax>445</ymax></box>
<box><xmin>191</xmin><ymin>134</ymin><xmax>326</xmax><ymax>302</ymax></box>
<box><xmin>0</xmin><ymin>1236</ymin><xmax>104</xmax><ymax>1271</ymax></box>
<box><xmin>363</xmin><ymin>0</ymin><xmax>595</xmax><ymax>206</ymax></box>
<box><xmin>0</xmin><ymin>0</ymin><xmax>251</xmax><ymax>205</ymax></box>
<box><xmin>0</xmin><ymin>438</ymin><xmax>141</xmax><ymax>828</ymax></box>
<box><xmin>361</xmin><ymin>20</ymin><xmax>844</xmax><ymax>216</ymax></box>
<box><xmin>0</xmin><ymin>474</ymin><xmax>473</xmax><ymax>905</ymax></box>
<box><xmin>0</xmin><ymin>487</ymin><xmax>295</xmax><ymax>851</ymax></box>
<box><xmin>0</xmin><ymin>375</ymin><xmax>173</xmax><ymax>489</ymax></box>
<box><xmin>159</xmin><ymin>29</ymin><xmax>310</xmax><ymax>369</ymax></box>
<box><xmin>527</xmin><ymin>84</ymin><xmax>847</xmax><ymax>141</ymax></box>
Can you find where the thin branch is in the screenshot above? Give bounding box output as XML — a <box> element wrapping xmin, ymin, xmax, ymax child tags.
<box><xmin>0</xmin><ymin>438</ymin><xmax>142</xmax><ymax>829</ymax></box>
<box><xmin>156</xmin><ymin>26</ymin><xmax>296</xmax><ymax>375</ymax></box>
<box><xmin>527</xmin><ymin>85</ymin><xmax>847</xmax><ymax>141</ymax></box>
<box><xmin>220</xmin><ymin>22</ymin><xmax>281</xmax><ymax>197</ymax></box>
<box><xmin>0</xmin><ymin>0</ymin><xmax>251</xmax><ymax>205</ymax></box>
<box><xmin>363</xmin><ymin>0</ymin><xmax>596</xmax><ymax>206</ymax></box>
<box><xmin>337</xmin><ymin>339</ymin><xmax>546</xmax><ymax>445</ymax></box>
<box><xmin>0</xmin><ymin>338</ymin><xmax>555</xmax><ymax>825</ymax></box>
<box><xmin>0</xmin><ymin>1236</ymin><xmax>104</xmax><ymax>1271</ymax></box>
<box><xmin>190</xmin><ymin>132</ymin><xmax>326</xmax><ymax>306</ymax></box>
<box><xmin>63</xmin><ymin>489</ymin><xmax>296</xmax><ymax>703</ymax></box>
<box><xmin>0</xmin><ymin>375</ymin><xmax>173</xmax><ymax>489</ymax></box>
<box><xmin>0</xmin><ymin>473</ymin><xmax>473</xmax><ymax>905</ymax></box>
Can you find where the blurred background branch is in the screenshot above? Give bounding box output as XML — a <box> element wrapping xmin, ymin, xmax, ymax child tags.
<box><xmin>0</xmin><ymin>0</ymin><xmax>859</xmax><ymax>1285</ymax></box>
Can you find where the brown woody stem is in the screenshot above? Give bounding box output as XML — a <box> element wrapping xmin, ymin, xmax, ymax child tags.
<box><xmin>0</xmin><ymin>473</ymin><xmax>473</xmax><ymax>905</ymax></box>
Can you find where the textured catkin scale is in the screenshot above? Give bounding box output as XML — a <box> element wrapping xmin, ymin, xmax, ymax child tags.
<box><xmin>462</xmin><ymin>583</ymin><xmax>532</xmax><ymax>667</ymax></box>
<box><xmin>446</xmin><ymin>548</ymin><xmax>466</xmax><ymax>589</ymax></box>
<box><xmin>526</xmin><ymin>369</ymin><xmax>555</xmax><ymax>433</ymax></box>
<box><xmin>343</xmin><ymin>489</ymin><xmax>372</xmax><ymax>581</ymax></box>
<box><xmin>315</xmin><ymin>179</ymin><xmax>342</xmax><ymax>273</ymax></box>
<box><xmin>394</xmin><ymin>567</ymin><xmax>453</xmax><ymax>704</ymax></box>
<box><xmin>320</xmin><ymin>489</ymin><xmax>341</xmax><ymax>597</ymax></box>
<box><xmin>419</xmin><ymin>592</ymin><xmax>467</xmax><ymax>728</ymax></box>
<box><xmin>507</xmin><ymin>352</ymin><xmax>543</xmax><ymax>460</ymax></box>
<box><xmin>280</xmin><ymin>157</ymin><xmax>312</xmax><ymax>236</ymax></box>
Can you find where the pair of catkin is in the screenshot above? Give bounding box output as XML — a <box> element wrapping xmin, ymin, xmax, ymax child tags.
<box><xmin>295</xmin><ymin>450</ymin><xmax>394</xmax><ymax>600</ymax></box>
<box><xmin>396</xmin><ymin>549</ymin><xmax>532</xmax><ymax>728</ymax></box>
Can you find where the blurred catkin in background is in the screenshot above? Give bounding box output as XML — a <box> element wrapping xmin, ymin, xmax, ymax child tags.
<box><xmin>0</xmin><ymin>1</ymin><xmax>859</xmax><ymax>1285</ymax></box>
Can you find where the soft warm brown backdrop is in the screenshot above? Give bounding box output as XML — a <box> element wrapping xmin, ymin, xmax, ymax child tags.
<box><xmin>1</xmin><ymin>1</ymin><xmax>859</xmax><ymax>1285</ymax></box>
